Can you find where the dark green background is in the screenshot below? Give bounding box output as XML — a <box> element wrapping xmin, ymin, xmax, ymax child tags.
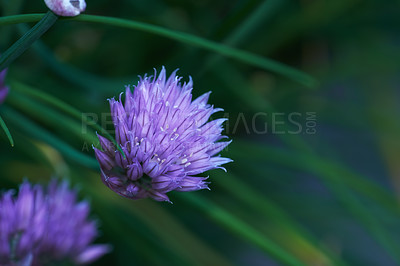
<box><xmin>1</xmin><ymin>0</ymin><xmax>400</xmax><ymax>265</ymax></box>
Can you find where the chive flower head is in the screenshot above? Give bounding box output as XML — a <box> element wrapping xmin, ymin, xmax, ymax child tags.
<box><xmin>95</xmin><ymin>67</ymin><xmax>232</xmax><ymax>202</ymax></box>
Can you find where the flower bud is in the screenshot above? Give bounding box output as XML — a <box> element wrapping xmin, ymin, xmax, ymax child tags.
<box><xmin>44</xmin><ymin>0</ymin><xmax>86</xmax><ymax>17</ymax></box>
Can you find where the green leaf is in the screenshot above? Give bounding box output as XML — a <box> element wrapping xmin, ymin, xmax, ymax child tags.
<box><xmin>0</xmin><ymin>11</ymin><xmax>58</xmax><ymax>71</ymax></box>
<box><xmin>0</xmin><ymin>114</ymin><xmax>14</xmax><ymax>146</ymax></box>
<box><xmin>0</xmin><ymin>14</ymin><xmax>44</xmax><ymax>26</ymax></box>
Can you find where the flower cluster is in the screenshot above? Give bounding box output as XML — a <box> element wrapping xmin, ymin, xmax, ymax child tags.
<box><xmin>0</xmin><ymin>180</ymin><xmax>110</xmax><ymax>265</ymax></box>
<box><xmin>95</xmin><ymin>67</ymin><xmax>232</xmax><ymax>202</ymax></box>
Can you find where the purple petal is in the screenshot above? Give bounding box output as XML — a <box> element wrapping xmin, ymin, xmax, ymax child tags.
<box><xmin>96</xmin><ymin>133</ymin><xmax>115</xmax><ymax>156</ymax></box>
<box><xmin>207</xmin><ymin>140</ymin><xmax>232</xmax><ymax>156</ymax></box>
<box><xmin>176</xmin><ymin>176</ymin><xmax>209</xmax><ymax>192</ymax></box>
<box><xmin>94</xmin><ymin>148</ymin><xmax>115</xmax><ymax>171</ymax></box>
<box><xmin>127</xmin><ymin>161</ymin><xmax>143</xmax><ymax>181</ymax></box>
<box><xmin>191</xmin><ymin>91</ymin><xmax>211</xmax><ymax>108</ymax></box>
<box><xmin>75</xmin><ymin>245</ymin><xmax>111</xmax><ymax>264</ymax></box>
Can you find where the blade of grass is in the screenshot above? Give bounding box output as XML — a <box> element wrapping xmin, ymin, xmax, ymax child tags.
<box><xmin>0</xmin><ymin>13</ymin><xmax>317</xmax><ymax>87</ymax></box>
<box><xmin>0</xmin><ymin>114</ymin><xmax>14</xmax><ymax>146</ymax></box>
<box><xmin>0</xmin><ymin>11</ymin><xmax>58</xmax><ymax>71</ymax></box>
<box><xmin>0</xmin><ymin>14</ymin><xmax>44</xmax><ymax>26</ymax></box>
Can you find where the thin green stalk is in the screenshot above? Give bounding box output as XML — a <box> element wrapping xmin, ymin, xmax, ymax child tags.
<box><xmin>0</xmin><ymin>114</ymin><xmax>14</xmax><ymax>146</ymax></box>
<box><xmin>75</xmin><ymin>15</ymin><xmax>316</xmax><ymax>87</ymax></box>
<box><xmin>0</xmin><ymin>11</ymin><xmax>58</xmax><ymax>71</ymax></box>
<box><xmin>0</xmin><ymin>13</ymin><xmax>317</xmax><ymax>87</ymax></box>
<box><xmin>0</xmin><ymin>14</ymin><xmax>43</xmax><ymax>26</ymax></box>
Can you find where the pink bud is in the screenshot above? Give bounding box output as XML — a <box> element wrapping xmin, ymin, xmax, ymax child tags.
<box><xmin>44</xmin><ymin>0</ymin><xmax>86</xmax><ymax>17</ymax></box>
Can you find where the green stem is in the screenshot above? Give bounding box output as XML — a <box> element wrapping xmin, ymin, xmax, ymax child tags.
<box><xmin>0</xmin><ymin>11</ymin><xmax>58</xmax><ymax>71</ymax></box>
<box><xmin>0</xmin><ymin>13</ymin><xmax>316</xmax><ymax>87</ymax></box>
<box><xmin>0</xmin><ymin>114</ymin><xmax>14</xmax><ymax>146</ymax></box>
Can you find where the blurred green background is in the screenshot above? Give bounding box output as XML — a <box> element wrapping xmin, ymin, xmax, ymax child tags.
<box><xmin>1</xmin><ymin>0</ymin><xmax>400</xmax><ymax>265</ymax></box>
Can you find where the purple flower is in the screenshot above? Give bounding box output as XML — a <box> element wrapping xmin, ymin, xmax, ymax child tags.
<box><xmin>95</xmin><ymin>67</ymin><xmax>232</xmax><ymax>202</ymax></box>
<box><xmin>0</xmin><ymin>69</ymin><xmax>9</xmax><ymax>104</ymax></box>
<box><xmin>0</xmin><ymin>180</ymin><xmax>110</xmax><ymax>265</ymax></box>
